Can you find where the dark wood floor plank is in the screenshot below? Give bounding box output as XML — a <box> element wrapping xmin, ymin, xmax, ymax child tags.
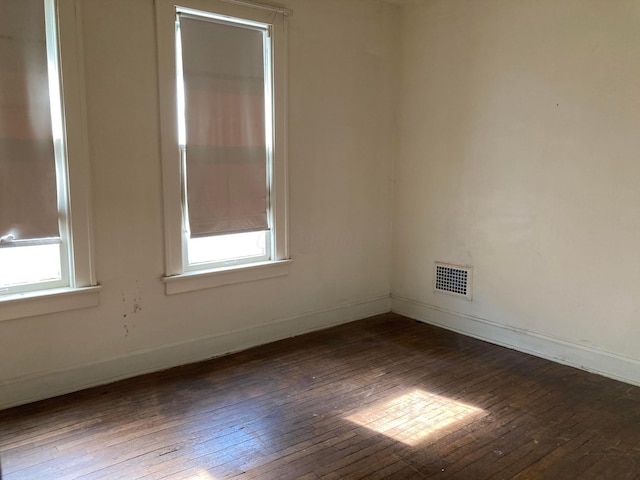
<box><xmin>115</xmin><ymin>352</ymin><xmax>475</xmax><ymax>479</ymax></box>
<box><xmin>455</xmin><ymin>370</ymin><xmax>611</xmax><ymax>479</ymax></box>
<box><xmin>1</xmin><ymin>313</ymin><xmax>640</xmax><ymax>479</ymax></box>
<box><xmin>380</xmin><ymin>361</ymin><xmax>560</xmax><ymax>477</ymax></box>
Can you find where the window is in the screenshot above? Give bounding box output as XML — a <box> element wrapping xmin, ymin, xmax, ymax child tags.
<box><xmin>156</xmin><ymin>0</ymin><xmax>291</xmax><ymax>294</ymax></box>
<box><xmin>0</xmin><ymin>0</ymin><xmax>67</xmax><ymax>294</ymax></box>
<box><xmin>0</xmin><ymin>0</ymin><xmax>97</xmax><ymax>319</ymax></box>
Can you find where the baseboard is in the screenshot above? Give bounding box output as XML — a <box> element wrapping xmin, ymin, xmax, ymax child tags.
<box><xmin>392</xmin><ymin>295</ymin><xmax>640</xmax><ymax>388</ymax></box>
<box><xmin>0</xmin><ymin>295</ymin><xmax>391</xmax><ymax>410</ymax></box>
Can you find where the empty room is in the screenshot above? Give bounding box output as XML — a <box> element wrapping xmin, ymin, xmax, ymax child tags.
<box><xmin>1</xmin><ymin>0</ymin><xmax>640</xmax><ymax>478</ymax></box>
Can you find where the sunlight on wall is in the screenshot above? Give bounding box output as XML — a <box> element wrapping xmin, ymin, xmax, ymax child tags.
<box><xmin>345</xmin><ymin>389</ymin><xmax>485</xmax><ymax>446</ymax></box>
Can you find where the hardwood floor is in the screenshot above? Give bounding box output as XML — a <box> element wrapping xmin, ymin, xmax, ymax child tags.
<box><xmin>1</xmin><ymin>313</ymin><xmax>640</xmax><ymax>479</ymax></box>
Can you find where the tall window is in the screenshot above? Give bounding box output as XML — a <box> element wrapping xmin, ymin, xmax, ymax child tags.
<box><xmin>177</xmin><ymin>9</ymin><xmax>272</xmax><ymax>269</ymax></box>
<box><xmin>157</xmin><ymin>0</ymin><xmax>289</xmax><ymax>293</ymax></box>
<box><xmin>0</xmin><ymin>0</ymin><xmax>95</xmax><ymax>301</ymax></box>
<box><xmin>0</xmin><ymin>0</ymin><xmax>69</xmax><ymax>294</ymax></box>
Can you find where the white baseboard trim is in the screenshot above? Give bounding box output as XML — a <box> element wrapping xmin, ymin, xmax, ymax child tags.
<box><xmin>0</xmin><ymin>295</ymin><xmax>391</xmax><ymax>410</ymax></box>
<box><xmin>392</xmin><ymin>295</ymin><xmax>640</xmax><ymax>388</ymax></box>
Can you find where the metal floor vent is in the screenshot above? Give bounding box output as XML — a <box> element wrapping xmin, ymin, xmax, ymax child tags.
<box><xmin>435</xmin><ymin>263</ymin><xmax>472</xmax><ymax>300</ymax></box>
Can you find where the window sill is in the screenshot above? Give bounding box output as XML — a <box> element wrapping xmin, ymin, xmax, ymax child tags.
<box><xmin>163</xmin><ymin>259</ymin><xmax>293</xmax><ymax>295</ymax></box>
<box><xmin>0</xmin><ymin>286</ymin><xmax>101</xmax><ymax>322</ymax></box>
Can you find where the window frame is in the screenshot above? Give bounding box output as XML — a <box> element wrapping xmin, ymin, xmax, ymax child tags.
<box><xmin>155</xmin><ymin>0</ymin><xmax>291</xmax><ymax>294</ymax></box>
<box><xmin>1</xmin><ymin>0</ymin><xmax>70</xmax><ymax>295</ymax></box>
<box><xmin>0</xmin><ymin>0</ymin><xmax>99</xmax><ymax>320</ymax></box>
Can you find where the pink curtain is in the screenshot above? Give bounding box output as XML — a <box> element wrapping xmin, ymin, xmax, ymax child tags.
<box><xmin>180</xmin><ymin>16</ymin><xmax>268</xmax><ymax>237</ymax></box>
<box><xmin>0</xmin><ymin>0</ymin><xmax>59</xmax><ymax>241</ymax></box>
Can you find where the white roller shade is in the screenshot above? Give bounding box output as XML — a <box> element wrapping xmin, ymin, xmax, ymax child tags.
<box><xmin>0</xmin><ymin>0</ymin><xmax>60</xmax><ymax>241</ymax></box>
<box><xmin>179</xmin><ymin>14</ymin><xmax>269</xmax><ymax>237</ymax></box>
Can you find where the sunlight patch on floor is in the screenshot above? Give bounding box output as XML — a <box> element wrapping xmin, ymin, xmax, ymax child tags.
<box><xmin>185</xmin><ymin>471</ymin><xmax>216</xmax><ymax>480</ymax></box>
<box><xmin>345</xmin><ymin>389</ymin><xmax>485</xmax><ymax>446</ymax></box>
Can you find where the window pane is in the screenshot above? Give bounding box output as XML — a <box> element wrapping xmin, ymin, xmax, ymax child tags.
<box><xmin>0</xmin><ymin>0</ymin><xmax>69</xmax><ymax>294</ymax></box>
<box><xmin>0</xmin><ymin>244</ymin><xmax>61</xmax><ymax>288</ymax></box>
<box><xmin>179</xmin><ymin>15</ymin><xmax>269</xmax><ymax>237</ymax></box>
<box><xmin>0</xmin><ymin>0</ymin><xmax>60</xmax><ymax>241</ymax></box>
<box><xmin>188</xmin><ymin>230</ymin><xmax>267</xmax><ymax>265</ymax></box>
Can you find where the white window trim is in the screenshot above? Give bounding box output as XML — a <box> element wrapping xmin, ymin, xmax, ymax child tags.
<box><xmin>0</xmin><ymin>287</ymin><xmax>101</xmax><ymax>322</ymax></box>
<box><xmin>155</xmin><ymin>0</ymin><xmax>291</xmax><ymax>295</ymax></box>
<box><xmin>163</xmin><ymin>259</ymin><xmax>292</xmax><ymax>295</ymax></box>
<box><xmin>0</xmin><ymin>0</ymin><xmax>98</xmax><ymax>321</ymax></box>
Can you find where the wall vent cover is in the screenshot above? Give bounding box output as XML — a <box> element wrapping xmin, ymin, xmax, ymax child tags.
<box><xmin>434</xmin><ymin>262</ymin><xmax>472</xmax><ymax>300</ymax></box>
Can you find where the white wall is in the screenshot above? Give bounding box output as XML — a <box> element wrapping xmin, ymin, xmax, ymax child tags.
<box><xmin>0</xmin><ymin>0</ymin><xmax>397</xmax><ymax>409</ymax></box>
<box><xmin>393</xmin><ymin>0</ymin><xmax>640</xmax><ymax>384</ymax></box>
<box><xmin>6</xmin><ymin>0</ymin><xmax>640</xmax><ymax>410</ymax></box>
